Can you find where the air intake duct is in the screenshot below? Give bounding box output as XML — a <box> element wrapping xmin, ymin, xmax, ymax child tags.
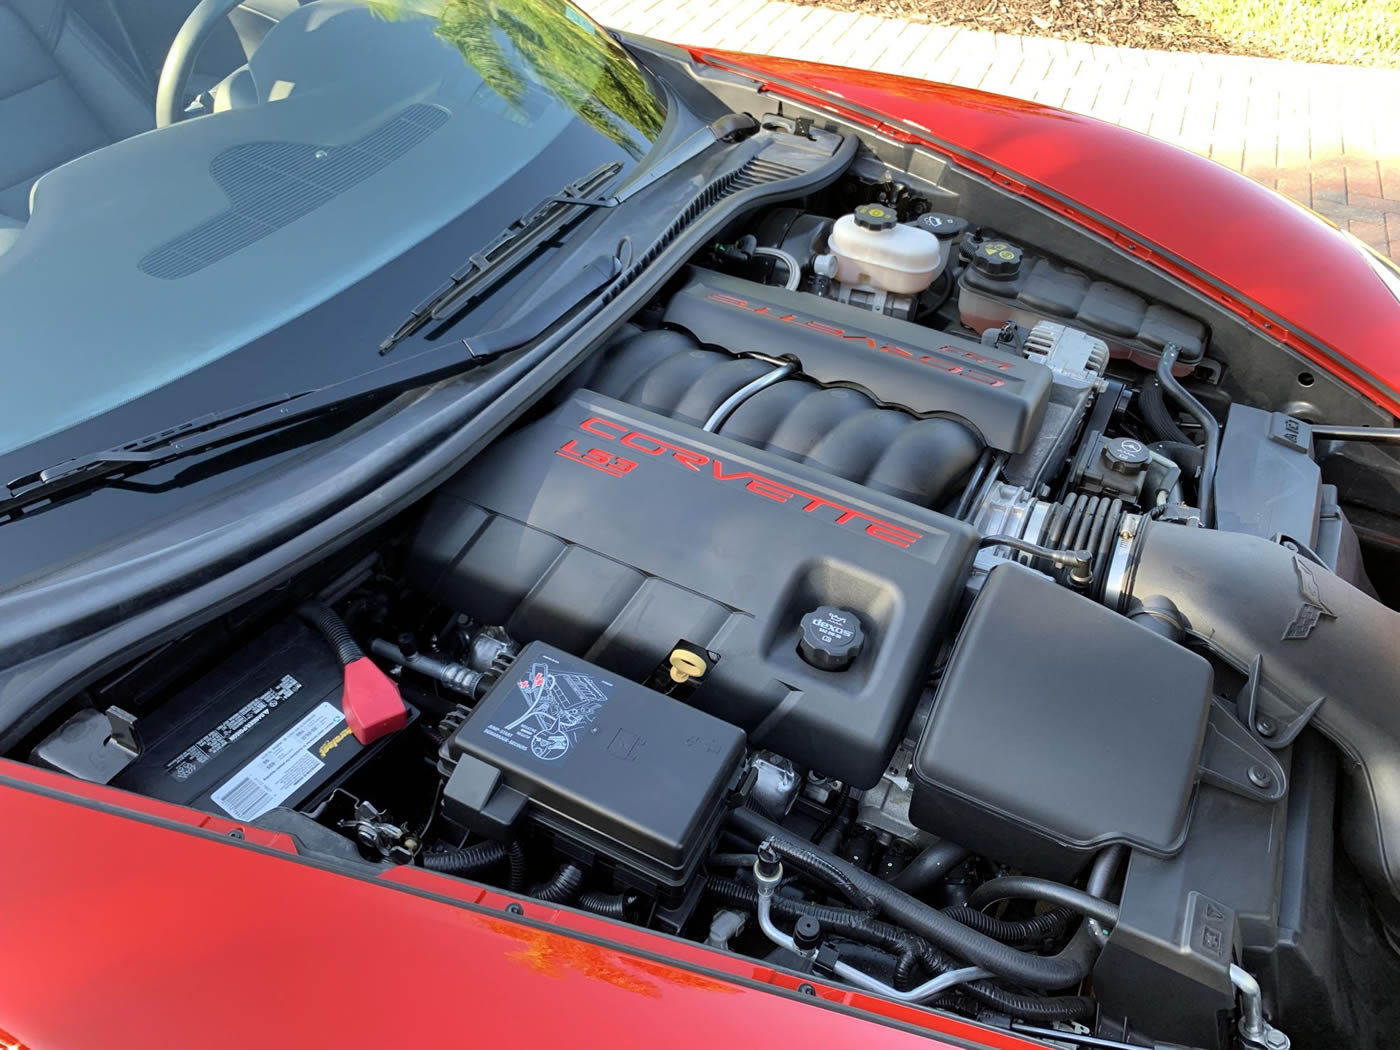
<box><xmin>1116</xmin><ymin>519</ymin><xmax>1400</xmax><ymax>924</ymax></box>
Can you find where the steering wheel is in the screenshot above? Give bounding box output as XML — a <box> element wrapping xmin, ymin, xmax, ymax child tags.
<box><xmin>155</xmin><ymin>0</ymin><xmax>250</xmax><ymax>128</ymax></box>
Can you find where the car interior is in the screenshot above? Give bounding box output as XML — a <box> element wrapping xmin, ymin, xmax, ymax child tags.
<box><xmin>0</xmin><ymin>0</ymin><xmax>301</xmax><ymax>251</ymax></box>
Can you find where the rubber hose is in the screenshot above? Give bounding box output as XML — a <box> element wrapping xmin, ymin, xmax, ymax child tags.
<box><xmin>1139</xmin><ymin>376</ymin><xmax>1191</xmax><ymax>444</ymax></box>
<box><xmin>729</xmin><ymin>808</ymin><xmax>1096</xmax><ymax>989</ymax></box>
<box><xmin>421</xmin><ymin>840</ymin><xmax>506</xmax><ymax>874</ymax></box>
<box><xmin>833</xmin><ymin>941</ymin><xmax>903</xmax><ymax>985</ymax></box>
<box><xmin>578</xmin><ymin>890</ymin><xmax>628</xmax><ymax>919</ymax></box>
<box><xmin>1149</xmin><ymin>440</ymin><xmax>1203</xmax><ymax>475</ymax></box>
<box><xmin>760</xmin><ymin>834</ymin><xmax>875</xmax><ymax>912</ymax></box>
<box><xmin>966</xmin><ymin>876</ymin><xmax>1120</xmax><ymax>928</ymax></box>
<box><xmin>296</xmin><ymin>600</ymin><xmax>362</xmax><ymax>663</ymax></box>
<box><xmin>710</xmin><ymin>876</ymin><xmax>1090</xmax><ymax>1019</ymax></box>
<box><xmin>704</xmin><ymin>877</ymin><xmax>954</xmax><ymax>979</ymax></box>
<box><xmin>1155</xmin><ymin>344</ymin><xmax>1219</xmax><ymax>527</ymax></box>
<box><xmin>893</xmin><ymin>840</ymin><xmax>971</xmax><ymax>895</ymax></box>
<box><xmin>961</xmin><ymin>981</ymin><xmax>1097</xmax><ymax>1022</ymax></box>
<box><xmin>531</xmin><ymin>862</ymin><xmax>585</xmax><ymax>904</ymax></box>
<box><xmin>505</xmin><ymin>840</ymin><xmax>526</xmax><ymax>892</ymax></box>
<box><xmin>944</xmin><ymin>906</ymin><xmax>1076</xmax><ymax>945</ymax></box>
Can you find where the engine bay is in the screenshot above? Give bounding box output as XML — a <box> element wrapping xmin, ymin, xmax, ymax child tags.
<box><xmin>22</xmin><ymin>125</ymin><xmax>1400</xmax><ymax>1050</ymax></box>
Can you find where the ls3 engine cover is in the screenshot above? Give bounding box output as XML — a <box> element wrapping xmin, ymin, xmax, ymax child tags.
<box><xmin>409</xmin><ymin>393</ymin><xmax>978</xmax><ymax>787</ymax></box>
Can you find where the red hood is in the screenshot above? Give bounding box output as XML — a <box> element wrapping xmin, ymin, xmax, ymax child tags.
<box><xmin>0</xmin><ymin>763</ymin><xmax>1038</xmax><ymax>1050</ymax></box>
<box><xmin>690</xmin><ymin>50</ymin><xmax>1400</xmax><ymax>416</ymax></box>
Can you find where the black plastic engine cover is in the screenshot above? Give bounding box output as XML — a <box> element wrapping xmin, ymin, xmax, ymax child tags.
<box><xmin>410</xmin><ymin>393</ymin><xmax>980</xmax><ymax>787</ymax></box>
<box><xmin>662</xmin><ymin>268</ymin><xmax>1052</xmax><ymax>453</ymax></box>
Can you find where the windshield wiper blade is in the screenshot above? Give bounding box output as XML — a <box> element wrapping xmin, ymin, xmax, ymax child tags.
<box><xmin>0</xmin><ymin>389</ymin><xmax>326</xmax><ymax>518</ymax></box>
<box><xmin>377</xmin><ymin>114</ymin><xmax>752</xmax><ymax>357</ymax></box>
<box><xmin>377</xmin><ymin>161</ymin><xmax>624</xmax><ymax>355</ymax></box>
<box><xmin>1</xmin><ymin>250</ymin><xmax>625</xmax><ymax>521</ymax></box>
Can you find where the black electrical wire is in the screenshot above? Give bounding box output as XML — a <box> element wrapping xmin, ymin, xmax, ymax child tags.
<box><xmin>421</xmin><ymin>840</ymin><xmax>507</xmax><ymax>874</ymax></box>
<box><xmin>297</xmin><ymin>600</ymin><xmax>363</xmax><ymax>663</ymax></box>
<box><xmin>1155</xmin><ymin>343</ymin><xmax>1219</xmax><ymax>527</ymax></box>
<box><xmin>578</xmin><ymin>891</ymin><xmax>628</xmax><ymax>919</ymax></box>
<box><xmin>964</xmin><ymin>982</ymin><xmax>1097</xmax><ymax>1022</ymax></box>
<box><xmin>944</xmin><ymin>906</ymin><xmax>1077</xmax><ymax>945</ymax></box>
<box><xmin>505</xmin><ymin>840</ymin><xmax>526</xmax><ymax>892</ymax></box>
<box><xmin>530</xmin><ymin>862</ymin><xmax>585</xmax><ymax>904</ymax></box>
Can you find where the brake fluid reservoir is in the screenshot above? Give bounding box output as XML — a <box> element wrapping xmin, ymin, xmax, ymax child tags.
<box><xmin>829</xmin><ymin>204</ymin><xmax>942</xmax><ymax>294</ymax></box>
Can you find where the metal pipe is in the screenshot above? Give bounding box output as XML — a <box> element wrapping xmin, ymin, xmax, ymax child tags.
<box><xmin>1231</xmin><ymin>963</ymin><xmax>1291</xmax><ymax>1049</ymax></box>
<box><xmin>752</xmin><ymin>857</ymin><xmax>993</xmax><ymax>1003</ymax></box>
<box><xmin>702</xmin><ymin>362</ymin><xmax>796</xmax><ymax>432</ymax></box>
<box><xmin>980</xmin><ymin>534</ymin><xmax>1095</xmax><ymax>581</ymax></box>
<box><xmin>1309</xmin><ymin>423</ymin><xmax>1400</xmax><ymax>444</ymax></box>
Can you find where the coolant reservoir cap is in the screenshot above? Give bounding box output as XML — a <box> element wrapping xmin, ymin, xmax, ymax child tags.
<box><xmin>971</xmin><ymin>239</ymin><xmax>1023</xmax><ymax>279</ymax></box>
<box><xmin>853</xmin><ymin>203</ymin><xmax>898</xmax><ymax>231</ymax></box>
<box><xmin>798</xmin><ymin>606</ymin><xmax>865</xmax><ymax>671</ymax></box>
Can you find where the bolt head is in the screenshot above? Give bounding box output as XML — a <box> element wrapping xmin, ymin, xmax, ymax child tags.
<box><xmin>1255</xmin><ymin>716</ymin><xmax>1277</xmax><ymax>738</ymax></box>
<box><xmin>1264</xmin><ymin>1028</ymin><xmax>1291</xmax><ymax>1050</ymax></box>
<box><xmin>1248</xmin><ymin>765</ymin><xmax>1274</xmax><ymax>789</ymax></box>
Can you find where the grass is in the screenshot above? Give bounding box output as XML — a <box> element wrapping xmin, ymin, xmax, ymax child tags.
<box><xmin>1178</xmin><ymin>0</ymin><xmax>1400</xmax><ymax>67</ymax></box>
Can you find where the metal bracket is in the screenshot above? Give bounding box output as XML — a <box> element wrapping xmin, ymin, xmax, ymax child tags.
<box><xmin>1237</xmin><ymin>654</ymin><xmax>1325</xmax><ymax>749</ymax></box>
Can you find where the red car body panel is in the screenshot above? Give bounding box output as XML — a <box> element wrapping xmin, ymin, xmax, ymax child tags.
<box><xmin>689</xmin><ymin>50</ymin><xmax>1400</xmax><ymax>417</ymax></box>
<box><xmin>0</xmin><ymin>761</ymin><xmax>1042</xmax><ymax>1050</ymax></box>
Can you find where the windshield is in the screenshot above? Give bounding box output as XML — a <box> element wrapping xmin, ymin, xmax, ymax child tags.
<box><xmin>0</xmin><ymin>0</ymin><xmax>666</xmax><ymax>458</ymax></box>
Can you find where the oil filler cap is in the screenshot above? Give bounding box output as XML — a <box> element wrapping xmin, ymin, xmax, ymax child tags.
<box><xmin>798</xmin><ymin>606</ymin><xmax>865</xmax><ymax>672</ymax></box>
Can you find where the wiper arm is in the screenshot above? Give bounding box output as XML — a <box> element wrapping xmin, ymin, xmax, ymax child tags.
<box><xmin>1</xmin><ymin>249</ymin><xmax>624</xmax><ymax>521</ymax></box>
<box><xmin>377</xmin><ymin>161</ymin><xmax>624</xmax><ymax>355</ymax></box>
<box><xmin>377</xmin><ymin>114</ymin><xmax>755</xmax><ymax>356</ymax></box>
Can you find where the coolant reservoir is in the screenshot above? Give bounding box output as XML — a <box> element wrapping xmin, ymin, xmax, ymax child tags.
<box><xmin>829</xmin><ymin>204</ymin><xmax>942</xmax><ymax>294</ymax></box>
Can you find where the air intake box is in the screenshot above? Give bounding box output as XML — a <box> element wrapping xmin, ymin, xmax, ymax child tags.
<box><xmin>410</xmin><ymin>393</ymin><xmax>979</xmax><ymax>787</ymax></box>
<box><xmin>910</xmin><ymin>563</ymin><xmax>1213</xmax><ymax>877</ymax></box>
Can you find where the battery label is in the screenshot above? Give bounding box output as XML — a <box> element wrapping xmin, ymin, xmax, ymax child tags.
<box><xmin>210</xmin><ymin>701</ymin><xmax>344</xmax><ymax>822</ymax></box>
<box><xmin>165</xmin><ymin>674</ymin><xmax>304</xmax><ymax>783</ymax></box>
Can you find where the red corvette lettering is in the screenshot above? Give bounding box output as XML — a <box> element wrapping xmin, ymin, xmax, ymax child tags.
<box><xmin>703</xmin><ymin>292</ymin><xmax>1012</xmax><ymax>382</ymax></box>
<box><xmin>580</xmin><ymin>417</ymin><xmax>628</xmax><ymax>439</ymax></box>
<box><xmin>562</xmin><ymin>419</ymin><xmax>922</xmax><ymax>549</ymax></box>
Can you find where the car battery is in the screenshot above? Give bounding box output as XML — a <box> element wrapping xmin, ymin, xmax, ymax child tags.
<box><xmin>111</xmin><ymin>619</ymin><xmax>411</xmax><ymax>822</ymax></box>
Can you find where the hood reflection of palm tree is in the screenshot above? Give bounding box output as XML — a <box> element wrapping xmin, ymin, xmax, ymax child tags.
<box><xmin>368</xmin><ymin>0</ymin><xmax>664</xmax><ymax>157</ymax></box>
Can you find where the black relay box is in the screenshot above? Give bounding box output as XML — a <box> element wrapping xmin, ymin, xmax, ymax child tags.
<box><xmin>114</xmin><ymin>621</ymin><xmax>404</xmax><ymax>822</ymax></box>
<box><xmin>441</xmin><ymin>642</ymin><xmax>746</xmax><ymax>890</ymax></box>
